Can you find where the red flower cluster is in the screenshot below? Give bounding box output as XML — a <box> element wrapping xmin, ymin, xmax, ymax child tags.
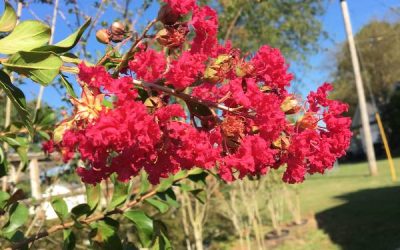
<box><xmin>56</xmin><ymin>1</ymin><xmax>352</xmax><ymax>185</ymax></box>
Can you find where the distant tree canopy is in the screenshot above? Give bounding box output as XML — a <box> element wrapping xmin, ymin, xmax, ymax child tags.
<box><xmin>214</xmin><ymin>0</ymin><xmax>326</xmax><ymax>60</ymax></box>
<box><xmin>331</xmin><ymin>20</ymin><xmax>400</xmax><ymax>117</ymax></box>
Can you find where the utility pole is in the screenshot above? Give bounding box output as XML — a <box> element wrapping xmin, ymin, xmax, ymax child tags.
<box><xmin>340</xmin><ymin>0</ymin><xmax>378</xmax><ymax>176</ymax></box>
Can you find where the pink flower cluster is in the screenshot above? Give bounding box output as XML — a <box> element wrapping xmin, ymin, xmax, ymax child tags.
<box><xmin>56</xmin><ymin>1</ymin><xmax>352</xmax><ymax>185</ymax></box>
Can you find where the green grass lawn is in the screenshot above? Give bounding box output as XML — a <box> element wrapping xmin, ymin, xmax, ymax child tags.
<box><xmin>299</xmin><ymin>158</ymin><xmax>400</xmax><ymax>215</ymax></box>
<box><xmin>275</xmin><ymin>158</ymin><xmax>400</xmax><ymax>250</ymax></box>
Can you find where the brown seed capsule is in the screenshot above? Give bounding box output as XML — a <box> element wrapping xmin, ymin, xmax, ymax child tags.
<box><xmin>111</xmin><ymin>21</ymin><xmax>126</xmax><ymax>36</ymax></box>
<box><xmin>96</xmin><ymin>29</ymin><xmax>110</xmax><ymax>44</ymax></box>
<box><xmin>157</xmin><ymin>4</ymin><xmax>180</xmax><ymax>25</ymax></box>
<box><xmin>156</xmin><ymin>24</ymin><xmax>189</xmax><ymax>49</ymax></box>
<box><xmin>280</xmin><ymin>95</ymin><xmax>301</xmax><ymax>114</ymax></box>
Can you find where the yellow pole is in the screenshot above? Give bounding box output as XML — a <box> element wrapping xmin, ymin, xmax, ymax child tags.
<box><xmin>375</xmin><ymin>113</ymin><xmax>397</xmax><ymax>182</ymax></box>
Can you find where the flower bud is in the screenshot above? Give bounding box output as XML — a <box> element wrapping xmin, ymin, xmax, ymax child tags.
<box><xmin>204</xmin><ymin>54</ymin><xmax>233</xmax><ymax>83</ymax></box>
<box><xmin>281</xmin><ymin>95</ymin><xmax>301</xmax><ymax>114</ymax></box>
<box><xmin>96</xmin><ymin>29</ymin><xmax>110</xmax><ymax>44</ymax></box>
<box><xmin>157</xmin><ymin>4</ymin><xmax>180</xmax><ymax>25</ymax></box>
<box><xmin>296</xmin><ymin>112</ymin><xmax>318</xmax><ymax>130</ymax></box>
<box><xmin>235</xmin><ymin>62</ymin><xmax>255</xmax><ymax>77</ymax></box>
<box><xmin>145</xmin><ymin>96</ymin><xmax>163</xmax><ymax>108</ymax></box>
<box><xmin>272</xmin><ymin>135</ymin><xmax>290</xmax><ymax>150</ymax></box>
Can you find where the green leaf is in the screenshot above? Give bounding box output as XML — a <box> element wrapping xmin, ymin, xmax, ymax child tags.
<box><xmin>0</xmin><ymin>136</ymin><xmax>20</xmax><ymax>147</ymax></box>
<box><xmin>0</xmin><ymin>191</ymin><xmax>10</xmax><ymax>209</ymax></box>
<box><xmin>157</xmin><ymin>189</ymin><xmax>179</xmax><ymax>208</ymax></box>
<box><xmin>173</xmin><ymin>170</ymin><xmax>187</xmax><ymax>181</ymax></box>
<box><xmin>35</xmin><ymin>18</ymin><xmax>91</xmax><ymax>54</ymax></box>
<box><xmin>139</xmin><ymin>171</ymin><xmax>151</xmax><ymax>195</ymax></box>
<box><xmin>0</xmin><ymin>70</ymin><xmax>32</xmax><ymax>133</ymax></box>
<box><xmin>188</xmin><ymin>171</ymin><xmax>208</xmax><ymax>186</ymax></box>
<box><xmin>8</xmin><ymin>230</ymin><xmax>27</xmax><ymax>248</ymax></box>
<box><xmin>0</xmin><ymin>147</ymin><xmax>6</xmax><ymax>178</ymax></box>
<box><xmin>0</xmin><ymin>20</ymin><xmax>50</xmax><ymax>54</ymax></box>
<box><xmin>71</xmin><ymin>203</ymin><xmax>91</xmax><ymax>219</ymax></box>
<box><xmin>90</xmin><ymin>218</ymin><xmax>122</xmax><ymax>250</ymax></box>
<box><xmin>60</xmin><ymin>74</ymin><xmax>77</xmax><ymax>98</ymax></box>
<box><xmin>51</xmin><ymin>198</ymin><xmax>69</xmax><ymax>221</ymax></box>
<box><xmin>109</xmin><ymin>175</ymin><xmax>129</xmax><ymax>209</ymax></box>
<box><xmin>16</xmin><ymin>145</ymin><xmax>28</xmax><ymax>165</ymax></box>
<box><xmin>60</xmin><ymin>53</ymin><xmax>81</xmax><ymax>64</ymax></box>
<box><xmin>86</xmin><ymin>184</ymin><xmax>101</xmax><ymax>212</ymax></box>
<box><xmin>156</xmin><ymin>175</ymin><xmax>174</xmax><ymax>193</ymax></box>
<box><xmin>188</xmin><ymin>168</ymin><xmax>204</xmax><ymax>176</ymax></box>
<box><xmin>34</xmin><ymin>108</ymin><xmax>55</xmax><ymax>127</ymax></box>
<box><xmin>152</xmin><ymin>221</ymin><xmax>172</xmax><ymax>250</ymax></box>
<box><xmin>145</xmin><ymin>198</ymin><xmax>169</xmax><ymax>214</ymax></box>
<box><xmin>177</xmin><ymin>183</ymin><xmax>193</xmax><ymax>192</ymax></box>
<box><xmin>124</xmin><ymin>210</ymin><xmax>154</xmax><ymax>247</ymax></box>
<box><xmin>189</xmin><ymin>189</ymin><xmax>207</xmax><ymax>204</ymax></box>
<box><xmin>2</xmin><ymin>203</ymin><xmax>28</xmax><ymax>234</ymax></box>
<box><xmin>3</xmin><ymin>51</ymin><xmax>62</xmax><ymax>85</ymax></box>
<box><xmin>63</xmin><ymin>229</ymin><xmax>76</xmax><ymax>250</ymax></box>
<box><xmin>37</xmin><ymin>130</ymin><xmax>50</xmax><ymax>140</ymax></box>
<box><xmin>0</xmin><ymin>2</ymin><xmax>17</xmax><ymax>32</ymax></box>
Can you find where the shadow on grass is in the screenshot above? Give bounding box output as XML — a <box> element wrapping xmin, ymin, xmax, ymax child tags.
<box><xmin>315</xmin><ymin>186</ymin><xmax>400</xmax><ymax>250</ymax></box>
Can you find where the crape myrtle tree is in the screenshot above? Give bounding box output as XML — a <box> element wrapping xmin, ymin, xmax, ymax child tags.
<box><xmin>0</xmin><ymin>0</ymin><xmax>352</xmax><ymax>249</ymax></box>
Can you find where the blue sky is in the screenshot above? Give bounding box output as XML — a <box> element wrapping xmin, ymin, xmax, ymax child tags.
<box><xmin>295</xmin><ymin>0</ymin><xmax>400</xmax><ymax>95</ymax></box>
<box><xmin>2</xmin><ymin>0</ymin><xmax>400</xmax><ymax>109</ymax></box>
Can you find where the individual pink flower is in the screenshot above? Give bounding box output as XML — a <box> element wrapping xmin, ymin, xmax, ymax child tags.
<box><xmin>78</xmin><ymin>63</ymin><xmax>112</xmax><ymax>89</ymax></box>
<box><xmin>251</xmin><ymin>45</ymin><xmax>293</xmax><ymax>90</ymax></box>
<box><xmin>42</xmin><ymin>140</ymin><xmax>55</xmax><ymax>155</ymax></box>
<box><xmin>191</xmin><ymin>6</ymin><xmax>218</xmax><ymax>55</ymax></box>
<box><xmin>163</xmin><ymin>0</ymin><xmax>196</xmax><ymax>15</ymax></box>
<box><xmin>165</xmin><ymin>52</ymin><xmax>207</xmax><ymax>89</ymax></box>
<box><xmin>129</xmin><ymin>49</ymin><xmax>166</xmax><ymax>82</ymax></box>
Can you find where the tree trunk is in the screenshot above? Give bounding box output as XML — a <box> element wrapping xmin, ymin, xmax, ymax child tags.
<box><xmin>193</xmin><ymin>226</ymin><xmax>203</xmax><ymax>250</ymax></box>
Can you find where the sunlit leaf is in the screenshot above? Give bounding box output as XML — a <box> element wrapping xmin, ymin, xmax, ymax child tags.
<box><xmin>0</xmin><ymin>2</ymin><xmax>17</xmax><ymax>32</ymax></box>
<box><xmin>0</xmin><ymin>21</ymin><xmax>50</xmax><ymax>54</ymax></box>
<box><xmin>124</xmin><ymin>210</ymin><xmax>154</xmax><ymax>247</ymax></box>
<box><xmin>156</xmin><ymin>175</ymin><xmax>174</xmax><ymax>193</ymax></box>
<box><xmin>2</xmin><ymin>203</ymin><xmax>28</xmax><ymax>234</ymax></box>
<box><xmin>35</xmin><ymin>18</ymin><xmax>91</xmax><ymax>54</ymax></box>
<box><xmin>0</xmin><ymin>190</ymin><xmax>10</xmax><ymax>209</ymax></box>
<box><xmin>3</xmin><ymin>51</ymin><xmax>62</xmax><ymax>85</ymax></box>
<box><xmin>86</xmin><ymin>184</ymin><xmax>101</xmax><ymax>212</ymax></box>
<box><xmin>189</xmin><ymin>189</ymin><xmax>207</xmax><ymax>204</ymax></box>
<box><xmin>145</xmin><ymin>198</ymin><xmax>169</xmax><ymax>214</ymax></box>
<box><xmin>51</xmin><ymin>198</ymin><xmax>69</xmax><ymax>221</ymax></box>
<box><xmin>140</xmin><ymin>171</ymin><xmax>151</xmax><ymax>195</ymax></box>
<box><xmin>109</xmin><ymin>177</ymin><xmax>129</xmax><ymax>209</ymax></box>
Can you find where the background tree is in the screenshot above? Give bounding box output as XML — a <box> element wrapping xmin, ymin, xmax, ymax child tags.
<box><xmin>216</xmin><ymin>0</ymin><xmax>326</xmax><ymax>60</ymax></box>
<box><xmin>331</xmin><ymin>20</ymin><xmax>400</xmax><ymax>117</ymax></box>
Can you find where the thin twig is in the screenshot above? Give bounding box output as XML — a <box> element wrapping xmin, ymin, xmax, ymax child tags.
<box><xmin>113</xmin><ymin>19</ymin><xmax>157</xmax><ymax>76</ymax></box>
<box><xmin>96</xmin><ymin>36</ymin><xmax>133</xmax><ymax>66</ymax></box>
<box><xmin>224</xmin><ymin>6</ymin><xmax>243</xmax><ymax>42</ymax></box>
<box><xmin>133</xmin><ymin>80</ymin><xmax>247</xmax><ymax>116</ymax></box>
<box><xmin>35</xmin><ymin>0</ymin><xmax>59</xmax><ymax>113</ymax></box>
<box><xmin>81</xmin><ymin>0</ymin><xmax>107</xmax><ymax>57</ymax></box>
